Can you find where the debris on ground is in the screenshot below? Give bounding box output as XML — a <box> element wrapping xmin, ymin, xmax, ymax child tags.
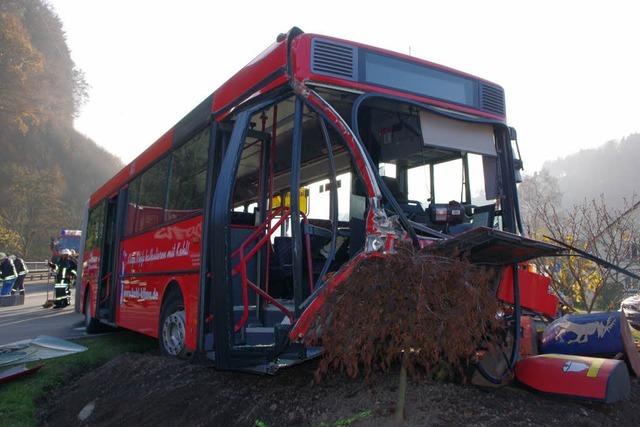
<box><xmin>0</xmin><ymin>335</ymin><xmax>86</xmax><ymax>368</ymax></box>
<box><xmin>0</xmin><ymin>363</ymin><xmax>42</xmax><ymax>384</ymax></box>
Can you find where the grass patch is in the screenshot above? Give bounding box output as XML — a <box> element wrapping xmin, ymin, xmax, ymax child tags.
<box><xmin>0</xmin><ymin>331</ymin><xmax>156</xmax><ymax>427</ymax></box>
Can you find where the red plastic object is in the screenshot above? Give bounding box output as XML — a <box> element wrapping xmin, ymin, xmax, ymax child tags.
<box><xmin>515</xmin><ymin>354</ymin><xmax>630</xmax><ymax>403</ymax></box>
<box><xmin>497</xmin><ymin>266</ymin><xmax>558</xmax><ymax>318</ymax></box>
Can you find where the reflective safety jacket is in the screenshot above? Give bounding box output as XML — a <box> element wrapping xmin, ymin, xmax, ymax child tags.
<box><xmin>14</xmin><ymin>258</ymin><xmax>28</xmax><ymax>276</ymax></box>
<box><xmin>0</xmin><ymin>258</ymin><xmax>18</xmax><ymax>280</ymax></box>
<box><xmin>54</xmin><ymin>258</ymin><xmax>77</xmax><ymax>283</ymax></box>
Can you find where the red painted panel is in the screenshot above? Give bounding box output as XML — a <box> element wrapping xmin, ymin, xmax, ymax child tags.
<box><xmin>116</xmin><ymin>215</ymin><xmax>203</xmax><ymax>349</ymax></box>
<box><xmin>497</xmin><ymin>266</ymin><xmax>558</xmax><ymax>318</ymax></box>
<box><xmin>212</xmin><ymin>39</ymin><xmax>288</xmax><ymax>115</ymax></box>
<box><xmin>80</xmin><ymin>246</ymin><xmax>101</xmax><ymax>316</ymax></box>
<box><xmin>289</xmin><ymin>251</ymin><xmax>385</xmax><ymax>341</ymax></box>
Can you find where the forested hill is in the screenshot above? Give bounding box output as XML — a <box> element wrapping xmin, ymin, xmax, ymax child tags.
<box><xmin>542</xmin><ymin>133</ymin><xmax>640</xmax><ymax>209</ymax></box>
<box><xmin>0</xmin><ymin>0</ymin><xmax>122</xmax><ymax>259</ymax></box>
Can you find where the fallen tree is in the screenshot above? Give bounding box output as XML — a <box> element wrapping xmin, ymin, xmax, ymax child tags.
<box><xmin>306</xmin><ymin>244</ymin><xmax>501</xmax><ymax>422</ymax></box>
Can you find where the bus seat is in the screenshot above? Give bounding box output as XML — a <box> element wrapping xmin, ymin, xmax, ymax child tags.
<box><xmin>381</xmin><ymin>176</ymin><xmax>404</xmax><ymax>200</ymax></box>
<box><xmin>269</xmin><ymin>236</ymin><xmax>293</xmax><ymax>299</ymax></box>
<box><xmin>272</xmin><ymin>237</ymin><xmax>293</xmax><ymax>275</ymax></box>
<box><xmin>231</xmin><ymin>211</ymin><xmax>256</xmax><ymax>226</ymax></box>
<box><xmin>381</xmin><ymin>176</ymin><xmax>426</xmax><ymax>218</ymax></box>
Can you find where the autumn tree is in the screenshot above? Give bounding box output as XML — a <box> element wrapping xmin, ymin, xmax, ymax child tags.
<box><xmin>0</xmin><ymin>216</ymin><xmax>23</xmax><ymax>255</ymax></box>
<box><xmin>519</xmin><ymin>171</ymin><xmax>639</xmax><ymax>311</ymax></box>
<box><xmin>0</xmin><ymin>165</ymin><xmax>67</xmax><ymax>258</ymax></box>
<box><xmin>0</xmin><ymin>0</ymin><xmax>120</xmax><ymax>259</ymax></box>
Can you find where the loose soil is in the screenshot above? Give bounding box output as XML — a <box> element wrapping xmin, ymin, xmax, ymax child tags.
<box><xmin>38</xmin><ymin>353</ymin><xmax>639</xmax><ymax>426</ymax></box>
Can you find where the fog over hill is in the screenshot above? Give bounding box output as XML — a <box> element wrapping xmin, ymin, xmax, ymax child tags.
<box><xmin>0</xmin><ymin>0</ymin><xmax>122</xmax><ymax>258</ymax></box>
<box><xmin>541</xmin><ymin>133</ymin><xmax>640</xmax><ymax>208</ymax></box>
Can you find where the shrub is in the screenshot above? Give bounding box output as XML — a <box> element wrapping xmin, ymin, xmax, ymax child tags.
<box><xmin>307</xmin><ymin>244</ymin><xmax>501</xmax><ymax>383</ymax></box>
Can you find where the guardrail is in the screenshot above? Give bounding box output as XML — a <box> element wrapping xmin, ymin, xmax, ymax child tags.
<box><xmin>25</xmin><ymin>261</ymin><xmax>49</xmax><ymax>271</ymax></box>
<box><xmin>25</xmin><ymin>269</ymin><xmax>53</xmax><ymax>282</ymax></box>
<box><xmin>21</xmin><ymin>261</ymin><xmax>53</xmax><ymax>282</ymax></box>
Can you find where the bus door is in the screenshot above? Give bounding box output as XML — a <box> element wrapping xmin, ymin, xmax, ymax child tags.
<box><xmin>96</xmin><ymin>190</ymin><xmax>125</xmax><ymax>322</ymax></box>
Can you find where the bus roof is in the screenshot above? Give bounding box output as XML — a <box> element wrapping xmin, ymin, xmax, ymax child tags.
<box><xmin>89</xmin><ymin>28</ymin><xmax>505</xmax><ymax>208</ymax></box>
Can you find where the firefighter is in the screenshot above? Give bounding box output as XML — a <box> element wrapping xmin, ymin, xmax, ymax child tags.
<box><xmin>0</xmin><ymin>252</ymin><xmax>18</xmax><ymax>296</ymax></box>
<box><xmin>48</xmin><ymin>249</ymin><xmax>77</xmax><ymax>307</ymax></box>
<box><xmin>50</xmin><ymin>249</ymin><xmax>77</xmax><ymax>284</ymax></box>
<box><xmin>11</xmin><ymin>255</ymin><xmax>28</xmax><ymax>295</ymax></box>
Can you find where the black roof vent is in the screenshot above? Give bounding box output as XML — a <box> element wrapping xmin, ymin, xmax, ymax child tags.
<box><xmin>480</xmin><ymin>83</ymin><xmax>505</xmax><ymax>116</ymax></box>
<box><xmin>311</xmin><ymin>38</ymin><xmax>357</xmax><ymax>81</ymax></box>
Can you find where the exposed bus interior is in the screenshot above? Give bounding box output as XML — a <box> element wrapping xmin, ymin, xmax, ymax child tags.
<box><xmin>222</xmin><ymin>90</ymin><xmax>506</xmax><ymax>350</ymax></box>
<box><xmin>225</xmin><ymin>95</ymin><xmax>365</xmax><ymax>348</ymax></box>
<box><xmin>352</xmin><ymin>95</ymin><xmax>503</xmax><ymax>237</ymax></box>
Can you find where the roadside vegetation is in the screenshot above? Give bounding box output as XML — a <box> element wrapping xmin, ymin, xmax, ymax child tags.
<box><xmin>0</xmin><ymin>331</ymin><xmax>155</xmax><ymax>427</ymax></box>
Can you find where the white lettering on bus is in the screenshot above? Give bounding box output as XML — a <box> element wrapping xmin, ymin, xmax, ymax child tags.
<box><xmin>125</xmin><ymin>241</ymin><xmax>191</xmax><ymax>266</ymax></box>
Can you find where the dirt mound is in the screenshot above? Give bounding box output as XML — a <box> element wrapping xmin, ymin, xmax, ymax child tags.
<box><xmin>39</xmin><ymin>353</ymin><xmax>639</xmax><ymax>426</ymax></box>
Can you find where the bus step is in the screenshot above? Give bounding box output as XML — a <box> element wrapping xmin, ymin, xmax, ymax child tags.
<box><xmin>204</xmin><ymin>332</ymin><xmax>214</xmax><ymax>351</ymax></box>
<box><xmin>245</xmin><ymin>326</ymin><xmax>276</xmax><ymax>346</ymax></box>
<box><xmin>233</xmin><ymin>305</ymin><xmax>258</xmax><ymax>324</ymax></box>
<box><xmin>263</xmin><ymin>300</ymin><xmax>295</xmax><ymax>327</ymax></box>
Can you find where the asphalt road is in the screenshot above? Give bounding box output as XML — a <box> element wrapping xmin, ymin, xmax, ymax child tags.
<box><xmin>0</xmin><ymin>279</ymin><xmax>85</xmax><ymax>346</ymax></box>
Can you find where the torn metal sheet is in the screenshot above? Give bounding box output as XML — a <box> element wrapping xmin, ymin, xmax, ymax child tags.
<box><xmin>428</xmin><ymin>227</ymin><xmax>564</xmax><ymax>265</ymax></box>
<box><xmin>0</xmin><ymin>335</ymin><xmax>87</xmax><ymax>367</ymax></box>
<box><xmin>0</xmin><ymin>364</ymin><xmax>43</xmax><ymax>383</ymax></box>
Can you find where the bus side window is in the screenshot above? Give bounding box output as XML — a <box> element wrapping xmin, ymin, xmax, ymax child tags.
<box><xmin>135</xmin><ymin>156</ymin><xmax>170</xmax><ymax>233</ymax></box>
<box><xmin>165</xmin><ymin>127</ymin><xmax>210</xmax><ymax>222</ymax></box>
<box><xmin>85</xmin><ymin>202</ymin><xmax>105</xmax><ymax>251</ymax></box>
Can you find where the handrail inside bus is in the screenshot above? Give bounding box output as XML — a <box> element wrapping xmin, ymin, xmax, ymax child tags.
<box><xmin>230</xmin><ymin>205</ymin><xmax>314</xmax><ymax>332</ymax></box>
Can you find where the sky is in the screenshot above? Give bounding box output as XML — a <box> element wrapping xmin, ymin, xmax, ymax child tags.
<box><xmin>49</xmin><ymin>0</ymin><xmax>640</xmax><ymax>172</ymax></box>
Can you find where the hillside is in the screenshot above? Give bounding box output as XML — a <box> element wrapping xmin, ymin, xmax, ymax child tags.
<box><xmin>0</xmin><ymin>0</ymin><xmax>121</xmax><ymax>259</ymax></box>
<box><xmin>542</xmin><ymin>133</ymin><xmax>640</xmax><ymax>208</ymax></box>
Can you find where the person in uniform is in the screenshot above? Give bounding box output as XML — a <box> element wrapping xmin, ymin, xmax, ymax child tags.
<box><xmin>0</xmin><ymin>252</ymin><xmax>18</xmax><ymax>296</ymax></box>
<box><xmin>11</xmin><ymin>255</ymin><xmax>28</xmax><ymax>295</ymax></box>
<box><xmin>49</xmin><ymin>249</ymin><xmax>77</xmax><ymax>284</ymax></box>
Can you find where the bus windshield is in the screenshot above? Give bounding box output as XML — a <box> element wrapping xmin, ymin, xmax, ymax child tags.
<box><xmin>351</xmin><ymin>96</ymin><xmax>503</xmax><ymax>234</ymax></box>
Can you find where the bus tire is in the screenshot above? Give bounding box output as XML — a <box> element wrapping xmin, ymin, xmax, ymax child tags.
<box><xmin>84</xmin><ymin>289</ymin><xmax>102</xmax><ymax>333</ymax></box>
<box><xmin>159</xmin><ymin>289</ymin><xmax>189</xmax><ymax>358</ymax></box>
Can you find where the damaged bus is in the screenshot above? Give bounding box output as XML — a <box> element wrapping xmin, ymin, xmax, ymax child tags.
<box><xmin>78</xmin><ymin>28</ymin><xmax>558</xmax><ymax>373</ymax></box>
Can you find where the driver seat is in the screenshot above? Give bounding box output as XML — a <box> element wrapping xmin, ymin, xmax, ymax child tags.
<box><xmin>380</xmin><ymin>176</ymin><xmax>425</xmax><ymax>217</ymax></box>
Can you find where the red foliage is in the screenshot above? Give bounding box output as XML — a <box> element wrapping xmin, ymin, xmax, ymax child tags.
<box><xmin>306</xmin><ymin>244</ymin><xmax>501</xmax><ymax>382</ymax></box>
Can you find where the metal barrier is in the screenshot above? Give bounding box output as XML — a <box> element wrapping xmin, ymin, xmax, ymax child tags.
<box><xmin>24</xmin><ymin>269</ymin><xmax>53</xmax><ymax>282</ymax></box>
<box><xmin>23</xmin><ymin>261</ymin><xmax>54</xmax><ymax>282</ymax></box>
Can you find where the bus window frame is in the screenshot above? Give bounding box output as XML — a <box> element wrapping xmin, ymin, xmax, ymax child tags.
<box><xmin>350</xmin><ymin>92</ymin><xmax>519</xmax><ymax>234</ymax></box>
<box><xmin>211</xmin><ymin>89</ymin><xmax>378</xmax><ymax>368</ymax></box>
<box><xmin>122</xmin><ymin>122</ymin><xmax>213</xmax><ymax>239</ymax></box>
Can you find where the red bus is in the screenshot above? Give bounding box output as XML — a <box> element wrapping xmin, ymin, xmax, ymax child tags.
<box><xmin>77</xmin><ymin>27</ymin><xmax>545</xmax><ymax>372</ymax></box>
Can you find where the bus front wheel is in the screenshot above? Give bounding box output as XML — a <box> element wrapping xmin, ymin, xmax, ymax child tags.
<box><xmin>159</xmin><ymin>290</ymin><xmax>189</xmax><ymax>358</ymax></box>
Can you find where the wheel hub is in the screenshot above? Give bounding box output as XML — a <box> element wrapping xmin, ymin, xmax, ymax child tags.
<box><xmin>162</xmin><ymin>310</ymin><xmax>186</xmax><ymax>356</ymax></box>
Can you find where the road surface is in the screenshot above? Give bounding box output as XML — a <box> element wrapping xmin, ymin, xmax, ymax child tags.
<box><xmin>0</xmin><ymin>279</ymin><xmax>85</xmax><ymax>346</ymax></box>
